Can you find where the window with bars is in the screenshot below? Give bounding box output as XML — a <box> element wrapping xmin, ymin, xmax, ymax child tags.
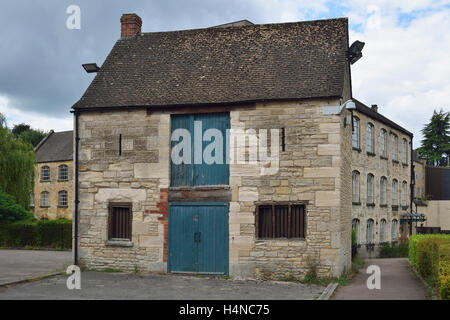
<box><xmin>256</xmin><ymin>204</ymin><xmax>306</xmax><ymax>239</ymax></box>
<box><xmin>58</xmin><ymin>165</ymin><xmax>68</xmax><ymax>181</ymax></box>
<box><xmin>41</xmin><ymin>166</ymin><xmax>50</xmax><ymax>181</ymax></box>
<box><xmin>108</xmin><ymin>204</ymin><xmax>132</xmax><ymax>240</ymax></box>
<box><xmin>58</xmin><ymin>191</ymin><xmax>68</xmax><ymax>207</ymax></box>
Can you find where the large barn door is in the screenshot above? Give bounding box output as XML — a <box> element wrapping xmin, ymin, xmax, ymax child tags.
<box><xmin>168</xmin><ymin>202</ymin><xmax>229</xmax><ymax>275</ymax></box>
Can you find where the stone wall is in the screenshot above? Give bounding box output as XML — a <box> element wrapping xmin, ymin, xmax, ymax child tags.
<box><xmin>33</xmin><ymin>161</ymin><xmax>73</xmax><ymax>220</ymax></box>
<box><xmin>351</xmin><ymin>109</ymin><xmax>411</xmax><ymax>258</ymax></box>
<box><xmin>77</xmin><ymin>100</ymin><xmax>352</xmax><ymax>278</ymax></box>
<box><xmin>77</xmin><ymin>110</ymin><xmax>169</xmax><ymax>272</ymax></box>
<box><xmin>228</xmin><ymin>99</ymin><xmax>352</xmax><ymax>278</ymax></box>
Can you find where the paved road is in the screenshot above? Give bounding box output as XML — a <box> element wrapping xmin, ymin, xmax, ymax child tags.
<box><xmin>0</xmin><ymin>249</ymin><xmax>72</xmax><ymax>284</ymax></box>
<box><xmin>0</xmin><ymin>271</ymin><xmax>324</xmax><ymax>300</ymax></box>
<box><xmin>333</xmin><ymin>258</ymin><xmax>427</xmax><ymax>300</ymax></box>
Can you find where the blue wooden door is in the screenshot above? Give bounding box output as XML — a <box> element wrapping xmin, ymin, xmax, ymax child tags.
<box><xmin>170</xmin><ymin>113</ymin><xmax>230</xmax><ymax>187</ymax></box>
<box><xmin>168</xmin><ymin>202</ymin><xmax>229</xmax><ymax>274</ymax></box>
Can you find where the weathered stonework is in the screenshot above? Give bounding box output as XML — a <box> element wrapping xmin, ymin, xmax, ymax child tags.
<box><xmin>76</xmin><ymin>99</ymin><xmax>353</xmax><ymax>278</ymax></box>
<box><xmin>33</xmin><ymin>161</ymin><xmax>73</xmax><ymax>220</ymax></box>
<box><xmin>351</xmin><ymin>109</ymin><xmax>412</xmax><ymax>257</ymax></box>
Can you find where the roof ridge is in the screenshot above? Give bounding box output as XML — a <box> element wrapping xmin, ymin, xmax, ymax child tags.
<box><xmin>34</xmin><ymin>130</ymin><xmax>54</xmax><ymax>153</ymax></box>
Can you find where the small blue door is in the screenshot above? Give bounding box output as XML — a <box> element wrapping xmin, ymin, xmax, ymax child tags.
<box><xmin>168</xmin><ymin>202</ymin><xmax>229</xmax><ymax>274</ymax></box>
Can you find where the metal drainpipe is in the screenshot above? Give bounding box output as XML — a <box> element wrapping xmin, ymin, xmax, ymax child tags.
<box><xmin>74</xmin><ymin>110</ymin><xmax>79</xmax><ymax>265</ymax></box>
<box><xmin>410</xmin><ymin>137</ymin><xmax>414</xmax><ymax>212</ymax></box>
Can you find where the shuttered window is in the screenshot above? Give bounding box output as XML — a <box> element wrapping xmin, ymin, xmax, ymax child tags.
<box><xmin>256</xmin><ymin>204</ymin><xmax>306</xmax><ymax>239</ymax></box>
<box><xmin>108</xmin><ymin>204</ymin><xmax>132</xmax><ymax>240</ymax></box>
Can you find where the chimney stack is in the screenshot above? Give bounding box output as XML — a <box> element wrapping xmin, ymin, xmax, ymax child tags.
<box><xmin>120</xmin><ymin>14</ymin><xmax>142</xmax><ymax>37</ymax></box>
<box><xmin>371</xmin><ymin>104</ymin><xmax>378</xmax><ymax>112</ymax></box>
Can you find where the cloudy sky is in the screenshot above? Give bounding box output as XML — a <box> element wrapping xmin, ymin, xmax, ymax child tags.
<box><xmin>0</xmin><ymin>0</ymin><xmax>449</xmax><ymax>148</ymax></box>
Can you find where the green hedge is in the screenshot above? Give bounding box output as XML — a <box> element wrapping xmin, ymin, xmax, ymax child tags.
<box><xmin>378</xmin><ymin>242</ymin><xmax>409</xmax><ymax>258</ymax></box>
<box><xmin>409</xmin><ymin>234</ymin><xmax>450</xmax><ymax>268</ymax></box>
<box><xmin>409</xmin><ymin>234</ymin><xmax>450</xmax><ymax>300</ymax></box>
<box><xmin>0</xmin><ymin>219</ymin><xmax>72</xmax><ymax>249</ymax></box>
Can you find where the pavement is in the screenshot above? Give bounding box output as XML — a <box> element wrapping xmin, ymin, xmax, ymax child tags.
<box><xmin>332</xmin><ymin>258</ymin><xmax>427</xmax><ymax>300</ymax></box>
<box><xmin>0</xmin><ymin>271</ymin><xmax>324</xmax><ymax>300</ymax></box>
<box><xmin>0</xmin><ymin>249</ymin><xmax>72</xmax><ymax>285</ymax></box>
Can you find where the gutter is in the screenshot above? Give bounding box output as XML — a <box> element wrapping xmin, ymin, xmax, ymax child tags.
<box><xmin>73</xmin><ymin>111</ymin><xmax>80</xmax><ymax>265</ymax></box>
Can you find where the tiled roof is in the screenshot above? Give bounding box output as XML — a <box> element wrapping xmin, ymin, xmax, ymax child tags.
<box><xmin>35</xmin><ymin>130</ymin><xmax>73</xmax><ymax>163</ymax></box>
<box><xmin>73</xmin><ymin>18</ymin><xmax>349</xmax><ymax>110</ymax></box>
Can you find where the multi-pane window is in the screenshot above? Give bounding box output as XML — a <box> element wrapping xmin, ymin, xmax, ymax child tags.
<box><xmin>58</xmin><ymin>191</ymin><xmax>68</xmax><ymax>207</ymax></box>
<box><xmin>257</xmin><ymin>204</ymin><xmax>306</xmax><ymax>239</ymax></box>
<box><xmin>367</xmin><ymin>123</ymin><xmax>374</xmax><ymax>153</ymax></box>
<box><xmin>108</xmin><ymin>204</ymin><xmax>132</xmax><ymax>240</ymax></box>
<box><xmin>401</xmin><ymin>181</ymin><xmax>407</xmax><ymax>206</ymax></box>
<box><xmin>352</xmin><ymin>219</ymin><xmax>360</xmax><ymax>244</ymax></box>
<box><xmin>58</xmin><ymin>165</ymin><xmax>68</xmax><ymax>181</ymax></box>
<box><xmin>352</xmin><ymin>117</ymin><xmax>360</xmax><ymax>149</ymax></box>
<box><xmin>380</xmin><ymin>129</ymin><xmax>387</xmax><ymax>157</ymax></box>
<box><xmin>380</xmin><ymin>177</ymin><xmax>387</xmax><ymax>205</ymax></box>
<box><xmin>352</xmin><ymin>171</ymin><xmax>360</xmax><ymax>203</ymax></box>
<box><xmin>380</xmin><ymin>219</ymin><xmax>386</xmax><ymax>243</ymax></box>
<box><xmin>40</xmin><ymin>191</ymin><xmax>49</xmax><ymax>207</ymax></box>
<box><xmin>41</xmin><ymin>166</ymin><xmax>50</xmax><ymax>181</ymax></box>
<box><xmin>392</xmin><ymin>219</ymin><xmax>398</xmax><ymax>241</ymax></box>
<box><xmin>392</xmin><ymin>179</ymin><xmax>398</xmax><ymax>205</ymax></box>
<box><xmin>392</xmin><ymin>135</ymin><xmax>398</xmax><ymax>161</ymax></box>
<box><xmin>366</xmin><ymin>219</ymin><xmax>374</xmax><ymax>244</ymax></box>
<box><xmin>402</xmin><ymin>139</ymin><xmax>408</xmax><ymax>164</ymax></box>
<box><xmin>30</xmin><ymin>192</ymin><xmax>35</xmax><ymax>208</ymax></box>
<box><xmin>367</xmin><ymin>174</ymin><xmax>374</xmax><ymax>204</ymax></box>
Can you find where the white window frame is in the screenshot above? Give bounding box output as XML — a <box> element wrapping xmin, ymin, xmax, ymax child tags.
<box><xmin>352</xmin><ymin>171</ymin><xmax>360</xmax><ymax>203</ymax></box>
<box><xmin>367</xmin><ymin>174</ymin><xmax>374</xmax><ymax>204</ymax></box>
<box><xmin>58</xmin><ymin>165</ymin><xmax>68</xmax><ymax>181</ymax></box>
<box><xmin>58</xmin><ymin>190</ymin><xmax>68</xmax><ymax>207</ymax></box>
<box><xmin>380</xmin><ymin>177</ymin><xmax>387</xmax><ymax>205</ymax></box>
<box><xmin>41</xmin><ymin>166</ymin><xmax>50</xmax><ymax>181</ymax></box>
<box><xmin>352</xmin><ymin>117</ymin><xmax>360</xmax><ymax>149</ymax></box>
<box><xmin>40</xmin><ymin>191</ymin><xmax>49</xmax><ymax>207</ymax></box>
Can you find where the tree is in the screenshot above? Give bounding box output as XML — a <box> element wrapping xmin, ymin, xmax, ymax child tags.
<box><xmin>12</xmin><ymin>123</ymin><xmax>47</xmax><ymax>148</ymax></box>
<box><xmin>0</xmin><ymin>187</ymin><xmax>33</xmax><ymax>223</ymax></box>
<box><xmin>0</xmin><ymin>113</ymin><xmax>36</xmax><ymax>209</ymax></box>
<box><xmin>417</xmin><ymin>109</ymin><xmax>450</xmax><ymax>166</ymax></box>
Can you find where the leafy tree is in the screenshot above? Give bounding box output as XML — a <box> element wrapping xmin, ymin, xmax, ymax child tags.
<box><xmin>0</xmin><ymin>113</ymin><xmax>36</xmax><ymax>209</ymax></box>
<box><xmin>12</xmin><ymin>123</ymin><xmax>47</xmax><ymax>147</ymax></box>
<box><xmin>417</xmin><ymin>109</ymin><xmax>450</xmax><ymax>166</ymax></box>
<box><xmin>0</xmin><ymin>187</ymin><xmax>33</xmax><ymax>223</ymax></box>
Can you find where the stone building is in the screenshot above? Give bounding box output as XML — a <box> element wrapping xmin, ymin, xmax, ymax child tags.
<box><xmin>72</xmin><ymin>14</ymin><xmax>373</xmax><ymax>278</ymax></box>
<box><xmin>32</xmin><ymin>130</ymin><xmax>73</xmax><ymax>220</ymax></box>
<box><xmin>350</xmin><ymin>100</ymin><xmax>413</xmax><ymax>257</ymax></box>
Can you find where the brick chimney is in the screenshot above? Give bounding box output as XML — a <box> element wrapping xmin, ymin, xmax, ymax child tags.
<box><xmin>120</xmin><ymin>14</ymin><xmax>142</xmax><ymax>37</ymax></box>
<box><xmin>371</xmin><ymin>104</ymin><xmax>378</xmax><ymax>112</ymax></box>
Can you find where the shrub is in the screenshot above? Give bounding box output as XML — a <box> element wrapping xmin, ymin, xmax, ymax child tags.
<box><xmin>378</xmin><ymin>242</ymin><xmax>409</xmax><ymax>258</ymax></box>
<box><xmin>0</xmin><ymin>188</ymin><xmax>33</xmax><ymax>223</ymax></box>
<box><xmin>417</xmin><ymin>239</ymin><xmax>440</xmax><ymax>283</ymax></box>
<box><xmin>409</xmin><ymin>234</ymin><xmax>450</xmax><ymax>268</ymax></box>
<box><xmin>0</xmin><ymin>219</ymin><xmax>72</xmax><ymax>249</ymax></box>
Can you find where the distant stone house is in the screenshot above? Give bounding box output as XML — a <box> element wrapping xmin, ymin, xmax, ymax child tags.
<box><xmin>350</xmin><ymin>101</ymin><xmax>413</xmax><ymax>257</ymax></box>
<box><xmin>32</xmin><ymin>130</ymin><xmax>73</xmax><ymax>220</ymax></box>
<box><xmin>72</xmin><ymin>14</ymin><xmax>372</xmax><ymax>278</ymax></box>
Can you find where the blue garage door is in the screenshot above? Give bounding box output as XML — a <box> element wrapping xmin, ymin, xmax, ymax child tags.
<box><xmin>168</xmin><ymin>202</ymin><xmax>229</xmax><ymax>274</ymax></box>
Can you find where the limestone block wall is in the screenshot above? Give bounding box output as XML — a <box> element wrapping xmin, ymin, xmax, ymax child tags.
<box><xmin>77</xmin><ymin>100</ymin><xmax>352</xmax><ymax>278</ymax></box>
<box><xmin>228</xmin><ymin>100</ymin><xmax>352</xmax><ymax>278</ymax></box>
<box><xmin>351</xmin><ymin>110</ymin><xmax>411</xmax><ymax>257</ymax></box>
<box><xmin>423</xmin><ymin>201</ymin><xmax>450</xmax><ymax>230</ymax></box>
<box><xmin>77</xmin><ymin>110</ymin><xmax>169</xmax><ymax>272</ymax></box>
<box><xmin>33</xmin><ymin>161</ymin><xmax>74</xmax><ymax>220</ymax></box>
